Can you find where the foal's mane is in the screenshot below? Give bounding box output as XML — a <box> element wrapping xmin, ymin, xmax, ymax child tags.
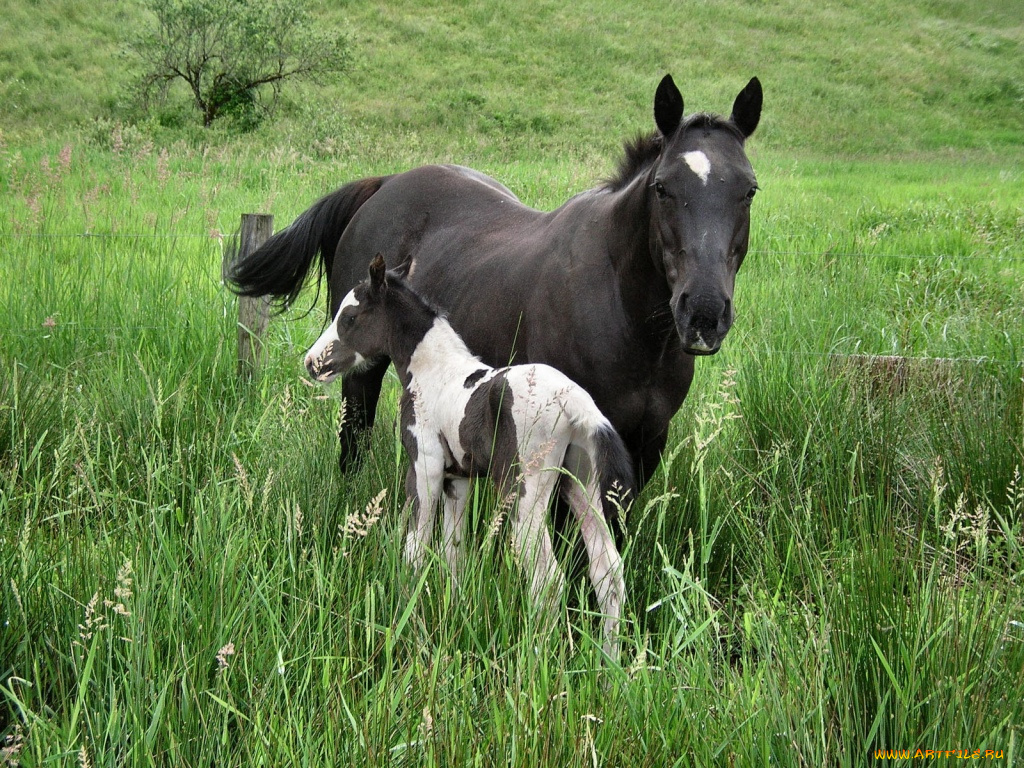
<box><xmin>384</xmin><ymin>271</ymin><xmax>451</xmax><ymax>327</ymax></box>
<box><xmin>602</xmin><ymin>113</ymin><xmax>745</xmax><ymax>191</ymax></box>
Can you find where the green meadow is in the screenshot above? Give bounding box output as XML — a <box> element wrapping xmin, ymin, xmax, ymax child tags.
<box><xmin>1</xmin><ymin>0</ymin><xmax>1022</xmax><ymax>765</ymax></box>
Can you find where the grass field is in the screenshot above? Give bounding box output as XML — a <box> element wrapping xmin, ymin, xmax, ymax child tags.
<box><xmin>2</xmin><ymin>0</ymin><xmax>1023</xmax><ymax>765</ymax></box>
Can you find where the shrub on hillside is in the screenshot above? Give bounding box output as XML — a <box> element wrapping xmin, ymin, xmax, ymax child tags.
<box><xmin>127</xmin><ymin>0</ymin><xmax>351</xmax><ymax>129</ymax></box>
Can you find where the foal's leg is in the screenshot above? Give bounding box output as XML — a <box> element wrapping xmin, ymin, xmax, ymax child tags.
<box><xmin>560</xmin><ymin>458</ymin><xmax>626</xmax><ymax>661</ymax></box>
<box><xmin>403</xmin><ymin>451</ymin><xmax>445</xmax><ymax>570</ymax></box>
<box><xmin>509</xmin><ymin>468</ymin><xmax>566</xmax><ymax>624</ymax></box>
<box><xmin>442</xmin><ymin>477</ymin><xmax>471</xmax><ymax>583</ymax></box>
<box><xmin>338</xmin><ymin>358</ymin><xmax>390</xmax><ymax>472</ymax></box>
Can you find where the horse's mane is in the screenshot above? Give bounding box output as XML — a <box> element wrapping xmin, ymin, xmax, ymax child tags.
<box><xmin>602</xmin><ymin>113</ymin><xmax>744</xmax><ymax>191</ymax></box>
<box><xmin>603</xmin><ymin>133</ymin><xmax>662</xmax><ymax>192</ymax></box>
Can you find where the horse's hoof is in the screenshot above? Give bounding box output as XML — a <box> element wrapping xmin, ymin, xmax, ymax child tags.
<box><xmin>337</xmin><ymin>430</ymin><xmax>365</xmax><ymax>473</ymax></box>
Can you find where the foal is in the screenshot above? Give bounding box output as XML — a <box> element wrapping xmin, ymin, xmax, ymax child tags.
<box><xmin>305</xmin><ymin>254</ymin><xmax>631</xmax><ymax>658</ymax></box>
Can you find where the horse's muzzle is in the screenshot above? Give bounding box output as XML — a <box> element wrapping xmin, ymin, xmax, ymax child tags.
<box><xmin>675</xmin><ymin>293</ymin><xmax>732</xmax><ymax>355</ymax></box>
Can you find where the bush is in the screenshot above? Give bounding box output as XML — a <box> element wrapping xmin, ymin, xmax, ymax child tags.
<box><xmin>128</xmin><ymin>0</ymin><xmax>351</xmax><ymax>128</ymax></box>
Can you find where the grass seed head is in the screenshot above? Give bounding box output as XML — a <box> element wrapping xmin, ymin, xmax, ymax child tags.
<box><xmin>310</xmin><ymin>341</ymin><xmax>335</xmax><ymax>382</ymax></box>
<box><xmin>1</xmin><ymin>724</ymin><xmax>25</xmax><ymax>767</ymax></box>
<box><xmin>233</xmin><ymin>454</ymin><xmax>255</xmax><ymax>509</ymax></box>
<box><xmin>336</xmin><ymin>397</ymin><xmax>348</xmax><ymax>438</ymax></box>
<box><xmin>340</xmin><ymin>489</ymin><xmax>388</xmax><ymax>553</ymax></box>
<box><xmin>77</xmin><ymin>592</ymin><xmax>106</xmax><ymax>647</ymax></box>
<box><xmin>216</xmin><ymin>642</ymin><xmax>236</xmax><ymax>673</ymax></box>
<box><xmin>103</xmin><ymin>558</ymin><xmax>133</xmax><ymax>617</ymax></box>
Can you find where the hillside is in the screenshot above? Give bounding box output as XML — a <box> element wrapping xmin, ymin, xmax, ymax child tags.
<box><xmin>1</xmin><ymin>0</ymin><xmax>1022</xmax><ymax>159</ymax></box>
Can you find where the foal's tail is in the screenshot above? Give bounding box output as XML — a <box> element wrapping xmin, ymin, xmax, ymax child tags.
<box><xmin>589</xmin><ymin>422</ymin><xmax>636</xmax><ymax>536</ymax></box>
<box><xmin>564</xmin><ymin>398</ymin><xmax>636</xmax><ymax>537</ymax></box>
<box><xmin>226</xmin><ymin>176</ymin><xmax>388</xmax><ymax>310</ymax></box>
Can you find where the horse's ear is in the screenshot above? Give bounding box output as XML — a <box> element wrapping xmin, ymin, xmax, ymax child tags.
<box><xmin>390</xmin><ymin>257</ymin><xmax>413</xmax><ymax>280</ymax></box>
<box><xmin>369</xmin><ymin>253</ymin><xmax>387</xmax><ymax>294</ymax></box>
<box><xmin>654</xmin><ymin>74</ymin><xmax>684</xmax><ymax>138</ymax></box>
<box><xmin>730</xmin><ymin>77</ymin><xmax>762</xmax><ymax>139</ymax></box>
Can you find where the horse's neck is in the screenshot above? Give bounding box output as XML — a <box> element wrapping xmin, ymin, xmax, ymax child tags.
<box><xmin>393</xmin><ymin>317</ymin><xmax>481</xmax><ymax>392</ymax></box>
<box><xmin>601</xmin><ymin>174</ymin><xmax>671</xmax><ymax>310</ymax></box>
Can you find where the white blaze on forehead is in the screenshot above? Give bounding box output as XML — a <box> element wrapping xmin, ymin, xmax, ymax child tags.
<box><xmin>682</xmin><ymin>150</ymin><xmax>712</xmax><ymax>185</ymax></box>
<box><xmin>338</xmin><ymin>290</ymin><xmax>360</xmax><ymax>313</ymax></box>
<box><xmin>304</xmin><ymin>289</ymin><xmax>359</xmax><ymax>368</ymax></box>
<box><xmin>305</xmin><ymin>323</ymin><xmax>339</xmax><ymax>365</ymax></box>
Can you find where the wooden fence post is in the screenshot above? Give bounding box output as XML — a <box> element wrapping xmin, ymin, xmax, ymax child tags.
<box><xmin>231</xmin><ymin>213</ymin><xmax>274</xmax><ymax>379</ymax></box>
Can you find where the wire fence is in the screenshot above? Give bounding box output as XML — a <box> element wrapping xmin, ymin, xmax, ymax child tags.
<box><xmin>7</xmin><ymin>329</ymin><xmax>1021</xmax><ymax>369</ymax></box>
<box><xmin>755</xmin><ymin>249</ymin><xmax>1024</xmax><ymax>263</ymax></box>
<box><xmin>2</xmin><ymin>232</ymin><xmax>220</xmax><ymax>238</ymax></box>
<box><xmin>2</xmin><ymin>231</ymin><xmax>1021</xmax><ymax>368</ymax></box>
<box><xmin>4</xmin><ymin>232</ymin><xmax>1024</xmax><ymax>262</ymax></box>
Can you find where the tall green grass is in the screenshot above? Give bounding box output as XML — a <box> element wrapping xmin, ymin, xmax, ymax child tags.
<box><xmin>2</xmin><ymin>125</ymin><xmax>1022</xmax><ymax>765</ymax></box>
<box><xmin>2</xmin><ymin>0</ymin><xmax>1024</xmax><ymax>762</ymax></box>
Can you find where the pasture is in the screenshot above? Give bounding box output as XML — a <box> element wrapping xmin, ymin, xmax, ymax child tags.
<box><xmin>2</xmin><ymin>0</ymin><xmax>1023</xmax><ymax>765</ymax></box>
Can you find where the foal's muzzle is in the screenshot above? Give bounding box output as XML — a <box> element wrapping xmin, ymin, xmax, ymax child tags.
<box><xmin>305</xmin><ymin>352</ymin><xmax>339</xmax><ymax>383</ymax></box>
<box><xmin>304</xmin><ymin>341</ymin><xmax>354</xmax><ymax>383</ymax></box>
<box><xmin>304</xmin><ymin>344</ymin><xmax>370</xmax><ymax>384</ymax></box>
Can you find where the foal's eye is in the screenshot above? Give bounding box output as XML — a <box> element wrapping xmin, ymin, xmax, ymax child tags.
<box><xmin>342</xmin><ymin>314</ymin><xmax>356</xmax><ymax>327</ymax></box>
<box><xmin>653</xmin><ymin>181</ymin><xmax>668</xmax><ymax>200</ymax></box>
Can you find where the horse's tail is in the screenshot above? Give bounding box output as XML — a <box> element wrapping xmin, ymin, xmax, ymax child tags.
<box><xmin>564</xmin><ymin>396</ymin><xmax>636</xmax><ymax>538</ymax></box>
<box><xmin>226</xmin><ymin>176</ymin><xmax>388</xmax><ymax>310</ymax></box>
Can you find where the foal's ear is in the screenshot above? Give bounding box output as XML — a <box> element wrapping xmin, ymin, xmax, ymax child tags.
<box><xmin>654</xmin><ymin>74</ymin><xmax>684</xmax><ymax>138</ymax></box>
<box><xmin>369</xmin><ymin>253</ymin><xmax>387</xmax><ymax>294</ymax></box>
<box><xmin>730</xmin><ymin>77</ymin><xmax>762</xmax><ymax>139</ymax></box>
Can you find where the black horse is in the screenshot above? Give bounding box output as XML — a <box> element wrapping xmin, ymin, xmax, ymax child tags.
<box><xmin>229</xmin><ymin>74</ymin><xmax>762</xmax><ymax>490</ymax></box>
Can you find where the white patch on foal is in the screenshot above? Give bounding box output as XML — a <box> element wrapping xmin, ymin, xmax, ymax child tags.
<box><xmin>405</xmin><ymin>318</ymin><xmax>481</xmax><ymax>464</ymax></box>
<box><xmin>338</xmin><ymin>291</ymin><xmax>361</xmax><ymax>312</ymax></box>
<box><xmin>682</xmin><ymin>150</ymin><xmax>712</xmax><ymax>185</ymax></box>
<box><xmin>304</xmin><ymin>288</ymin><xmax>364</xmax><ymax>377</ymax></box>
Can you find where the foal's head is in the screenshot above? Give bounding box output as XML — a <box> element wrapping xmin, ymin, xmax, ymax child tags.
<box><xmin>304</xmin><ymin>254</ymin><xmax>408</xmax><ymax>382</ymax></box>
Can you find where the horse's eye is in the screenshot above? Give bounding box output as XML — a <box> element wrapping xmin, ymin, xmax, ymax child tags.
<box><xmin>746</xmin><ymin>186</ymin><xmax>758</xmax><ymax>202</ymax></box>
<box><xmin>343</xmin><ymin>314</ymin><xmax>356</xmax><ymax>327</ymax></box>
<box><xmin>653</xmin><ymin>181</ymin><xmax>668</xmax><ymax>200</ymax></box>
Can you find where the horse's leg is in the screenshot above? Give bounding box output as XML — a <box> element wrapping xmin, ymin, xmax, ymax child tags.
<box><xmin>509</xmin><ymin>468</ymin><xmax>566</xmax><ymax>626</ymax></box>
<box><xmin>442</xmin><ymin>477</ymin><xmax>471</xmax><ymax>584</ymax></box>
<box><xmin>631</xmin><ymin>423</ymin><xmax>672</xmax><ymax>493</ymax></box>
<box><xmin>403</xmin><ymin>450</ymin><xmax>444</xmax><ymax>571</ymax></box>
<box><xmin>632</xmin><ymin>357</ymin><xmax>694</xmax><ymax>490</ymax></box>
<box><xmin>560</xmin><ymin>454</ymin><xmax>625</xmax><ymax>661</ymax></box>
<box><xmin>338</xmin><ymin>358</ymin><xmax>390</xmax><ymax>472</ymax></box>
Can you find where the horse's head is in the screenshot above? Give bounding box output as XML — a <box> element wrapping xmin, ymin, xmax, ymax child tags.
<box><xmin>648</xmin><ymin>75</ymin><xmax>761</xmax><ymax>355</ymax></box>
<box><xmin>304</xmin><ymin>254</ymin><xmax>390</xmax><ymax>382</ymax></box>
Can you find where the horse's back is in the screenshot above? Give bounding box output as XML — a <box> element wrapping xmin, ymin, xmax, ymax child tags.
<box><xmin>331</xmin><ymin>164</ymin><xmax>537</xmax><ymax>296</ymax></box>
<box><xmin>438</xmin><ymin>164</ymin><xmax>521</xmax><ymax>203</ymax></box>
<box><xmin>356</xmin><ymin>164</ymin><xmax>531</xmax><ymax>231</ymax></box>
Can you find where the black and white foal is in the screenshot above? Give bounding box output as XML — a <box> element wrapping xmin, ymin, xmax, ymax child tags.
<box><xmin>304</xmin><ymin>254</ymin><xmax>631</xmax><ymax>658</ymax></box>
